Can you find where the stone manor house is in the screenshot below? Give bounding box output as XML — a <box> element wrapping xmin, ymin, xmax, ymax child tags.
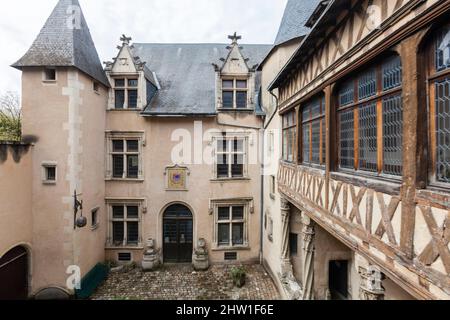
<box><xmin>0</xmin><ymin>0</ymin><xmax>449</xmax><ymax>300</ymax></box>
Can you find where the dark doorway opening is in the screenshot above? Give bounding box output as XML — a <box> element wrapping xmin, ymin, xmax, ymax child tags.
<box><xmin>329</xmin><ymin>260</ymin><xmax>348</xmax><ymax>300</ymax></box>
<box><xmin>0</xmin><ymin>246</ymin><xmax>29</xmax><ymax>300</ymax></box>
<box><xmin>163</xmin><ymin>204</ymin><xmax>193</xmax><ymax>263</ymax></box>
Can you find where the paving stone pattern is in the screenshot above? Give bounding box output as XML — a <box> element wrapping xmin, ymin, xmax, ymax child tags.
<box><xmin>91</xmin><ymin>264</ymin><xmax>280</xmax><ymax>300</ymax></box>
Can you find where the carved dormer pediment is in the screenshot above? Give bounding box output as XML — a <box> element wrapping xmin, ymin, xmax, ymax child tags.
<box><xmin>220</xmin><ymin>32</ymin><xmax>251</xmax><ymax>75</ymax></box>
<box><xmin>111</xmin><ymin>39</ymin><xmax>138</xmax><ymax>74</ymax></box>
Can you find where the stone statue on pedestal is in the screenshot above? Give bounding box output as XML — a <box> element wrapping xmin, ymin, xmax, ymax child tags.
<box><xmin>142</xmin><ymin>238</ymin><xmax>161</xmax><ymax>271</ymax></box>
<box><xmin>192</xmin><ymin>238</ymin><xmax>209</xmax><ymax>271</ymax></box>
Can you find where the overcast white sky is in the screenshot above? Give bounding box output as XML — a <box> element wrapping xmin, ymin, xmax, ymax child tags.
<box><xmin>0</xmin><ymin>0</ymin><xmax>287</xmax><ymax>95</ymax></box>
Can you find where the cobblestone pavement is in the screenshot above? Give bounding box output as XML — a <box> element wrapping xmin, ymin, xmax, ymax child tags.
<box><xmin>91</xmin><ymin>264</ymin><xmax>280</xmax><ymax>300</ymax></box>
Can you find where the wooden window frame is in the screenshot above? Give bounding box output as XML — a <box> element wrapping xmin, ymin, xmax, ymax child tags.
<box><xmin>336</xmin><ymin>56</ymin><xmax>403</xmax><ymax>179</ymax></box>
<box><xmin>220</xmin><ymin>78</ymin><xmax>249</xmax><ymax>110</ymax></box>
<box><xmin>426</xmin><ymin>25</ymin><xmax>450</xmax><ymax>188</ymax></box>
<box><xmin>282</xmin><ymin>110</ymin><xmax>297</xmax><ymax>163</ymax></box>
<box><xmin>299</xmin><ymin>95</ymin><xmax>326</xmax><ymax>167</ymax></box>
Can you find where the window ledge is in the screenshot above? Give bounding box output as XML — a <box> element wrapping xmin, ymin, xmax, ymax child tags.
<box><xmin>297</xmin><ymin>164</ymin><xmax>326</xmax><ymax>176</ymax></box>
<box><xmin>211</xmin><ymin>177</ymin><xmax>251</xmax><ymax>182</ymax></box>
<box><xmin>106</xmin><ymin>178</ymin><xmax>145</xmax><ymax>182</ymax></box>
<box><xmin>218</xmin><ymin>108</ymin><xmax>255</xmax><ymax>113</ymax></box>
<box><xmin>42</xmin><ymin>180</ymin><xmax>57</xmax><ymax>185</ymax></box>
<box><xmin>211</xmin><ymin>246</ymin><xmax>251</xmax><ymax>252</ymax></box>
<box><xmin>105</xmin><ymin>246</ymin><xmax>144</xmax><ymax>250</ymax></box>
<box><xmin>331</xmin><ymin>171</ymin><xmax>401</xmax><ymax>195</ymax></box>
<box><xmin>107</xmin><ymin>109</ymin><xmax>143</xmax><ymax>112</ymax></box>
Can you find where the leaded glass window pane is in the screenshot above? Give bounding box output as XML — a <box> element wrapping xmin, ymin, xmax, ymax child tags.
<box><xmin>303</xmin><ymin>124</ymin><xmax>310</xmax><ymax>163</ymax></box>
<box><xmin>113</xmin><ymin>206</ymin><xmax>124</xmax><ymax>219</ymax></box>
<box><xmin>115</xmin><ymin>90</ymin><xmax>125</xmax><ymax>109</ymax></box>
<box><xmin>112</xmin><ymin>222</ymin><xmax>124</xmax><ymax>244</ymax></box>
<box><xmin>382</xmin><ymin>56</ymin><xmax>402</xmax><ymax>91</ymax></box>
<box><xmin>222</xmin><ymin>91</ymin><xmax>233</xmax><ymax>108</ymax></box>
<box><xmin>218</xmin><ymin>207</ymin><xmax>230</xmax><ymax>221</ymax></box>
<box><xmin>113</xmin><ymin>140</ymin><xmax>124</xmax><ymax>152</ymax></box>
<box><xmin>359</xmin><ymin>102</ymin><xmax>378</xmax><ymax>172</ymax></box>
<box><xmin>340</xmin><ymin>109</ymin><xmax>354</xmax><ymax>169</ymax></box>
<box><xmin>128</xmin><ymin>89</ymin><xmax>138</xmax><ymax>109</ymax></box>
<box><xmin>436</xmin><ymin>26</ymin><xmax>450</xmax><ymax>71</ymax></box>
<box><xmin>236</xmin><ymin>80</ymin><xmax>247</xmax><ymax>89</ymax></box>
<box><xmin>232</xmin><ymin>224</ymin><xmax>244</xmax><ymax>245</ymax></box>
<box><xmin>311</xmin><ymin>120</ymin><xmax>321</xmax><ymax>164</ymax></box>
<box><xmin>127</xmin><ymin>206</ymin><xmax>139</xmax><ymax>218</ymax></box>
<box><xmin>232</xmin><ymin>206</ymin><xmax>244</xmax><ymax>220</ymax></box>
<box><xmin>383</xmin><ymin>95</ymin><xmax>403</xmax><ymax>176</ymax></box>
<box><xmin>115</xmin><ymin>79</ymin><xmax>125</xmax><ymax>87</ymax></box>
<box><xmin>127</xmin><ymin>155</ymin><xmax>139</xmax><ymax>178</ymax></box>
<box><xmin>218</xmin><ymin>224</ymin><xmax>230</xmax><ymax>246</ymax></box>
<box><xmin>339</xmin><ymin>81</ymin><xmax>355</xmax><ymax>106</ymax></box>
<box><xmin>222</xmin><ymin>80</ymin><xmax>233</xmax><ymax>89</ymax></box>
<box><xmin>127</xmin><ymin>222</ymin><xmax>139</xmax><ymax>244</ymax></box>
<box><xmin>358</xmin><ymin>68</ymin><xmax>377</xmax><ymax>100</ymax></box>
<box><xmin>232</xmin><ymin>155</ymin><xmax>244</xmax><ymax>177</ymax></box>
<box><xmin>310</xmin><ymin>97</ymin><xmax>321</xmax><ymax>119</ymax></box>
<box><xmin>112</xmin><ymin>155</ymin><xmax>124</xmax><ymax>178</ymax></box>
<box><xmin>236</xmin><ymin>91</ymin><xmax>247</xmax><ymax>109</ymax></box>
<box><xmin>436</xmin><ymin>78</ymin><xmax>450</xmax><ymax>183</ymax></box>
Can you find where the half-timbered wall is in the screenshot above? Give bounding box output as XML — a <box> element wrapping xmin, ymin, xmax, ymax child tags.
<box><xmin>275</xmin><ymin>0</ymin><xmax>450</xmax><ymax>300</ymax></box>
<box><xmin>277</xmin><ymin>0</ymin><xmax>446</xmax><ymax>109</ymax></box>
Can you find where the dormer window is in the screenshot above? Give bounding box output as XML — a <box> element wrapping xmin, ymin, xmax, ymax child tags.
<box><xmin>113</xmin><ymin>77</ymin><xmax>138</xmax><ymax>109</ymax></box>
<box><xmin>222</xmin><ymin>79</ymin><xmax>248</xmax><ymax>109</ymax></box>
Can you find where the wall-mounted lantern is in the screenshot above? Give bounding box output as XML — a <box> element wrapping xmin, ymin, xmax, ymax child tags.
<box><xmin>73</xmin><ymin>190</ymin><xmax>87</xmax><ymax>229</ymax></box>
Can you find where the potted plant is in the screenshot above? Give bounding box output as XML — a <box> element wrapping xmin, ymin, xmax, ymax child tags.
<box><xmin>230</xmin><ymin>266</ymin><xmax>246</xmax><ymax>288</ymax></box>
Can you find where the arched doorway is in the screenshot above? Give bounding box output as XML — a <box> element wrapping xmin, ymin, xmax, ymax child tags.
<box><xmin>0</xmin><ymin>246</ymin><xmax>29</xmax><ymax>300</ymax></box>
<box><xmin>163</xmin><ymin>204</ymin><xmax>193</xmax><ymax>263</ymax></box>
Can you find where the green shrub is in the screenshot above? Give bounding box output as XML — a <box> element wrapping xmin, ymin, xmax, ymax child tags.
<box><xmin>230</xmin><ymin>266</ymin><xmax>246</xmax><ymax>288</ymax></box>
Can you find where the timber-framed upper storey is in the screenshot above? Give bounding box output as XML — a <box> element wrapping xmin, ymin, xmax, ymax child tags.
<box><xmin>274</xmin><ymin>0</ymin><xmax>450</xmax><ymax>300</ymax></box>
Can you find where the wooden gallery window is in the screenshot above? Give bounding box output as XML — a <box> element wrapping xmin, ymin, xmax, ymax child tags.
<box><xmin>428</xmin><ymin>25</ymin><xmax>450</xmax><ymax>185</ymax></box>
<box><xmin>282</xmin><ymin>110</ymin><xmax>296</xmax><ymax>162</ymax></box>
<box><xmin>300</xmin><ymin>95</ymin><xmax>325</xmax><ymax>166</ymax></box>
<box><xmin>337</xmin><ymin>55</ymin><xmax>403</xmax><ymax>176</ymax></box>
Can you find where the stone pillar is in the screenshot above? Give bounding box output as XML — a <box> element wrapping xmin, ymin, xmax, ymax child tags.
<box><xmin>280</xmin><ymin>198</ymin><xmax>292</xmax><ymax>275</ymax></box>
<box><xmin>278</xmin><ymin>198</ymin><xmax>302</xmax><ymax>300</ymax></box>
<box><xmin>301</xmin><ymin>214</ymin><xmax>315</xmax><ymax>300</ymax></box>
<box><xmin>359</xmin><ymin>265</ymin><xmax>385</xmax><ymax>300</ymax></box>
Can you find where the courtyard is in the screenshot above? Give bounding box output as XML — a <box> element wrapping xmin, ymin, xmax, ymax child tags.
<box><xmin>91</xmin><ymin>264</ymin><xmax>280</xmax><ymax>300</ymax></box>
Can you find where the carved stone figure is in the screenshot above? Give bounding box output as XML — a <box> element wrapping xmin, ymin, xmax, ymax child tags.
<box><xmin>192</xmin><ymin>238</ymin><xmax>210</xmax><ymax>271</ymax></box>
<box><xmin>142</xmin><ymin>238</ymin><xmax>161</xmax><ymax>271</ymax></box>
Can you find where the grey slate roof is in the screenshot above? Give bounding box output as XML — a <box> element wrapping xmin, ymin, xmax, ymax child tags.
<box><xmin>274</xmin><ymin>0</ymin><xmax>323</xmax><ymax>45</ymax></box>
<box><xmin>12</xmin><ymin>0</ymin><xmax>109</xmax><ymax>87</ymax></box>
<box><xmin>133</xmin><ymin>43</ymin><xmax>272</xmax><ymax>116</ymax></box>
